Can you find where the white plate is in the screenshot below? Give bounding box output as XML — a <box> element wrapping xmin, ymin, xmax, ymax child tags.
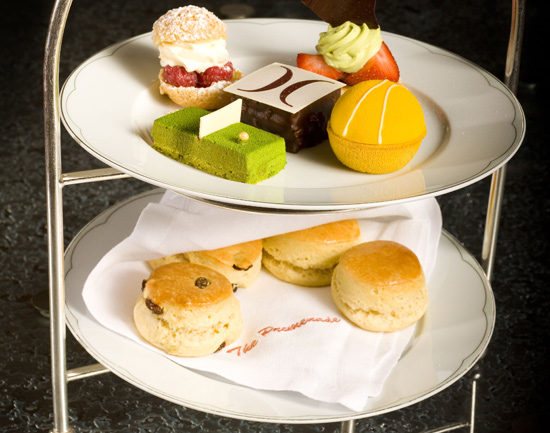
<box><xmin>65</xmin><ymin>189</ymin><xmax>495</xmax><ymax>423</ymax></box>
<box><xmin>60</xmin><ymin>19</ymin><xmax>524</xmax><ymax>212</ymax></box>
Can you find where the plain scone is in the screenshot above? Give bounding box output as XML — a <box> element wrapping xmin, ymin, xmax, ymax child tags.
<box><xmin>134</xmin><ymin>262</ymin><xmax>243</xmax><ymax>356</ymax></box>
<box><xmin>262</xmin><ymin>220</ymin><xmax>361</xmax><ymax>287</ymax></box>
<box><xmin>331</xmin><ymin>240</ymin><xmax>428</xmax><ymax>332</ymax></box>
<box><xmin>147</xmin><ymin>239</ymin><xmax>263</xmax><ymax>289</ymax></box>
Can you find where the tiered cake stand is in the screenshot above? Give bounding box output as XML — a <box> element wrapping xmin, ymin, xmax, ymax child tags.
<box><xmin>43</xmin><ymin>1</ymin><xmax>526</xmax><ymax>432</ymax></box>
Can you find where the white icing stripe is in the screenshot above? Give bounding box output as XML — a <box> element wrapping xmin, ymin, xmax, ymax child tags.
<box><xmin>342</xmin><ymin>80</ymin><xmax>388</xmax><ymax>137</ymax></box>
<box><xmin>379</xmin><ymin>83</ymin><xmax>398</xmax><ymax>144</ymax></box>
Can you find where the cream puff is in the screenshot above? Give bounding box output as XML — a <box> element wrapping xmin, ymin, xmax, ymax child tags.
<box><xmin>152</xmin><ymin>6</ymin><xmax>243</xmax><ymax>109</ymax></box>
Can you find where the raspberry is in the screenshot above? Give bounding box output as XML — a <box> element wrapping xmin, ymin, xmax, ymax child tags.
<box><xmin>162</xmin><ymin>65</ymin><xmax>198</xmax><ymax>87</ymax></box>
<box><xmin>197</xmin><ymin>62</ymin><xmax>234</xmax><ymax>88</ymax></box>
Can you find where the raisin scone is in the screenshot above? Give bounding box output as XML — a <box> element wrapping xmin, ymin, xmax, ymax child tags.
<box><xmin>134</xmin><ymin>262</ymin><xmax>243</xmax><ymax>356</ymax></box>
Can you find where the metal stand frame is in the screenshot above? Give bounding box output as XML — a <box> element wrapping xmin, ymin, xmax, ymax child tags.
<box><xmin>43</xmin><ymin>1</ymin><xmax>525</xmax><ymax>432</ymax></box>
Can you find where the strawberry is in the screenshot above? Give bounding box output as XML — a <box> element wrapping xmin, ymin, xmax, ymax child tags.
<box><xmin>341</xmin><ymin>42</ymin><xmax>400</xmax><ymax>85</ymax></box>
<box><xmin>296</xmin><ymin>53</ymin><xmax>344</xmax><ymax>80</ymax></box>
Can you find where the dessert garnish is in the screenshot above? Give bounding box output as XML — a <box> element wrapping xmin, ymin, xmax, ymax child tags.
<box><xmin>302</xmin><ymin>0</ymin><xmax>378</xmax><ymax>28</ymax></box>
<box><xmin>298</xmin><ymin>0</ymin><xmax>399</xmax><ymax>84</ymax></box>
<box><xmin>228</xmin><ymin>64</ymin><xmax>344</xmax><ymax>112</ymax></box>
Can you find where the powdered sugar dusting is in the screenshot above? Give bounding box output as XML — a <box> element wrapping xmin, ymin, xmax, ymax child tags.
<box><xmin>152</xmin><ymin>6</ymin><xmax>227</xmax><ymax>45</ymax></box>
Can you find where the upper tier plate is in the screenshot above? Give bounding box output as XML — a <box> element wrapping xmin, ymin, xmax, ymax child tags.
<box><xmin>61</xmin><ymin>19</ymin><xmax>525</xmax><ymax>211</ymax></box>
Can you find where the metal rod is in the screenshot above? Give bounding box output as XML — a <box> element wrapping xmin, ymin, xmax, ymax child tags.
<box><xmin>504</xmin><ymin>0</ymin><xmax>525</xmax><ymax>94</ymax></box>
<box><xmin>421</xmin><ymin>423</ymin><xmax>470</xmax><ymax>433</ymax></box>
<box><xmin>481</xmin><ymin>0</ymin><xmax>525</xmax><ymax>280</ymax></box>
<box><xmin>67</xmin><ymin>363</ymin><xmax>110</xmax><ymax>382</ymax></box>
<box><xmin>470</xmin><ymin>374</ymin><xmax>481</xmax><ymax>433</ymax></box>
<box><xmin>481</xmin><ymin>167</ymin><xmax>507</xmax><ymax>281</ymax></box>
<box><xmin>62</xmin><ymin>167</ymin><xmax>130</xmax><ymax>186</ymax></box>
<box><xmin>43</xmin><ymin>0</ymin><xmax>75</xmax><ymax>432</ymax></box>
<box><xmin>339</xmin><ymin>420</ymin><xmax>355</xmax><ymax>433</ymax></box>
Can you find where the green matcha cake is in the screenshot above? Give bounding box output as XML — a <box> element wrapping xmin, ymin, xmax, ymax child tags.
<box><xmin>151</xmin><ymin>107</ymin><xmax>286</xmax><ymax>184</ymax></box>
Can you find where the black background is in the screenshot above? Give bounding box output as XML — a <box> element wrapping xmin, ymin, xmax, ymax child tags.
<box><xmin>0</xmin><ymin>1</ymin><xmax>547</xmax><ymax>432</ymax></box>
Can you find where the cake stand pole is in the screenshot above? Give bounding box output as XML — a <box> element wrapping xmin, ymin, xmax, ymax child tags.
<box><xmin>341</xmin><ymin>1</ymin><xmax>525</xmax><ymax>432</ymax></box>
<box><xmin>340</xmin><ymin>420</ymin><xmax>356</xmax><ymax>433</ymax></box>
<box><xmin>44</xmin><ymin>0</ymin><xmax>75</xmax><ymax>431</ymax></box>
<box><xmin>481</xmin><ymin>0</ymin><xmax>525</xmax><ymax>281</ymax></box>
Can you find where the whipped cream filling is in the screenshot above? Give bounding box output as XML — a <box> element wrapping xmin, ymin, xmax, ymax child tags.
<box><xmin>158</xmin><ymin>38</ymin><xmax>229</xmax><ymax>73</ymax></box>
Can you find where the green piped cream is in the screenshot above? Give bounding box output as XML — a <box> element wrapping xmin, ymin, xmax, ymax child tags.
<box><xmin>316</xmin><ymin>22</ymin><xmax>382</xmax><ymax>73</ymax></box>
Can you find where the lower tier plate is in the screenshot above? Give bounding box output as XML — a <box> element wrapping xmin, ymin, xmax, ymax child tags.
<box><xmin>65</xmin><ymin>189</ymin><xmax>495</xmax><ymax>423</ymax></box>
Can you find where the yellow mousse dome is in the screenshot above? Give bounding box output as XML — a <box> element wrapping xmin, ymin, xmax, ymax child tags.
<box><xmin>328</xmin><ymin>80</ymin><xmax>427</xmax><ymax>174</ymax></box>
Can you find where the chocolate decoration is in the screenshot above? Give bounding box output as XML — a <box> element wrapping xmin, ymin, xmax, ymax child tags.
<box><xmin>237</xmin><ymin>66</ymin><xmax>293</xmax><ymax>93</ymax></box>
<box><xmin>302</xmin><ymin>0</ymin><xmax>378</xmax><ymax>28</ymax></box>
<box><xmin>237</xmin><ymin>64</ymin><xmax>334</xmax><ymax>108</ymax></box>
<box><xmin>280</xmin><ymin>79</ymin><xmax>333</xmax><ymax>107</ymax></box>
<box><xmin>224</xmin><ymin>63</ymin><xmax>345</xmax><ymax>115</ymax></box>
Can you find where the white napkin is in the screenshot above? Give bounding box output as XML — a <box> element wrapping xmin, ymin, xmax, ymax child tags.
<box><xmin>83</xmin><ymin>190</ymin><xmax>442</xmax><ymax>411</ymax></box>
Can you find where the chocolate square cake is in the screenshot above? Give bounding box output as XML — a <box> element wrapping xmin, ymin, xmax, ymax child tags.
<box><xmin>224</xmin><ymin>63</ymin><xmax>345</xmax><ymax>153</ymax></box>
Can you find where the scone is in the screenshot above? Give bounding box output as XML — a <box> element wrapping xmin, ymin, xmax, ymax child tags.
<box><xmin>147</xmin><ymin>253</ymin><xmax>187</xmax><ymax>270</ymax></box>
<box><xmin>134</xmin><ymin>262</ymin><xmax>243</xmax><ymax>356</ymax></box>
<box><xmin>147</xmin><ymin>239</ymin><xmax>263</xmax><ymax>289</ymax></box>
<box><xmin>262</xmin><ymin>220</ymin><xmax>361</xmax><ymax>287</ymax></box>
<box><xmin>331</xmin><ymin>240</ymin><xmax>428</xmax><ymax>332</ymax></box>
<box><xmin>152</xmin><ymin>6</ymin><xmax>243</xmax><ymax>109</ymax></box>
<box><xmin>185</xmin><ymin>240</ymin><xmax>262</xmax><ymax>289</ymax></box>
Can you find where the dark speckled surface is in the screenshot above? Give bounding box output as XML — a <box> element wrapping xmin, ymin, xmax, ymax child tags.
<box><xmin>0</xmin><ymin>1</ymin><xmax>547</xmax><ymax>432</ymax></box>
